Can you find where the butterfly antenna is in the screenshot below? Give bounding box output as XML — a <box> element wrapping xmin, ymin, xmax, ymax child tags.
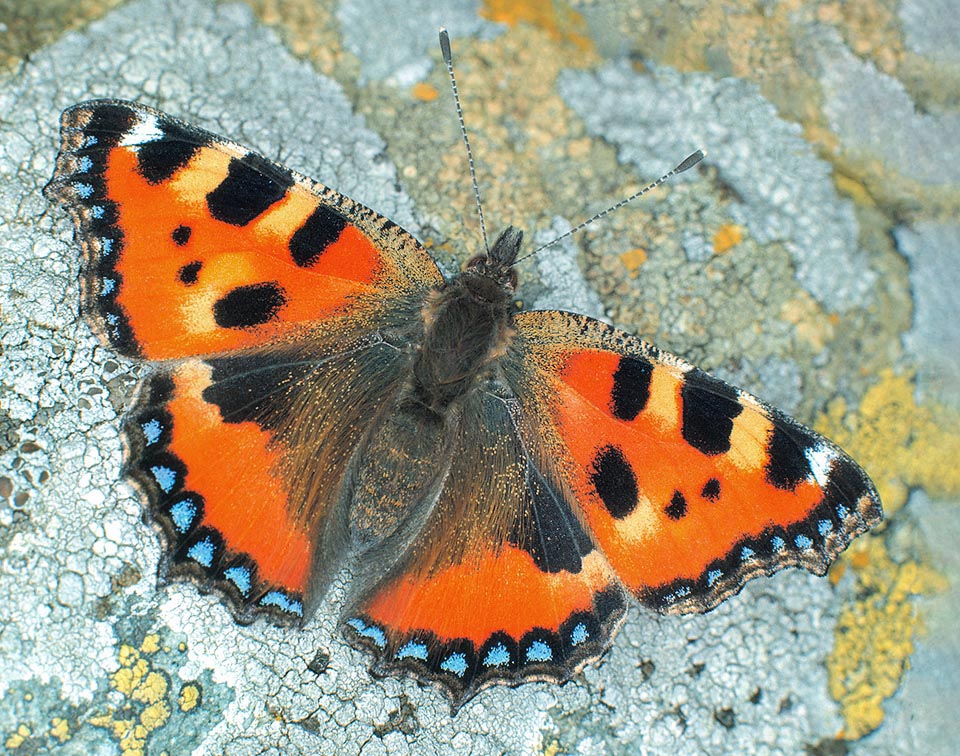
<box><xmin>439</xmin><ymin>28</ymin><xmax>490</xmax><ymax>254</ymax></box>
<box><xmin>514</xmin><ymin>149</ymin><xmax>707</xmax><ymax>264</ymax></box>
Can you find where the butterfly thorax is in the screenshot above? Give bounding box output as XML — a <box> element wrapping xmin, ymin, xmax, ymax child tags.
<box><xmin>408</xmin><ymin>227</ymin><xmax>522</xmax><ymax>416</ymax></box>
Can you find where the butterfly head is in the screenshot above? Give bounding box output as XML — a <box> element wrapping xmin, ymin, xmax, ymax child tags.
<box><xmin>463</xmin><ymin>226</ymin><xmax>522</xmax><ymax>296</ymax></box>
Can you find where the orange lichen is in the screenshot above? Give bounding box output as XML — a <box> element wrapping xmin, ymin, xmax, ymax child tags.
<box><xmin>712</xmin><ymin>223</ymin><xmax>744</xmax><ymax>253</ymax></box>
<box><xmin>619</xmin><ymin>248</ymin><xmax>648</xmax><ymax>277</ymax></box>
<box><xmin>411</xmin><ymin>82</ymin><xmax>439</xmax><ymax>102</ymax></box>
<box><xmin>481</xmin><ymin>0</ymin><xmax>593</xmax><ymax>52</ymax></box>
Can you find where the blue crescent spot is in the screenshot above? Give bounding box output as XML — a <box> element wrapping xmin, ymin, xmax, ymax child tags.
<box><xmin>440</xmin><ymin>652</ymin><xmax>468</xmax><ymax>677</ymax></box>
<box><xmin>795</xmin><ymin>534</ymin><xmax>814</xmax><ymax>549</ymax></box>
<box><xmin>141</xmin><ymin>418</ymin><xmax>163</xmax><ymax>445</ymax></box>
<box><xmin>707</xmin><ymin>568</ymin><xmax>722</xmax><ymax>587</ymax></box>
<box><xmin>260</xmin><ymin>590</ymin><xmax>302</xmax><ymax>616</ymax></box>
<box><xmin>84</xmin><ymin>135</ymin><xmax>98</xmax><ymax>147</ymax></box>
<box><xmin>525</xmin><ymin>640</ymin><xmax>553</xmax><ymax>663</ymax></box>
<box><xmin>570</xmin><ymin>623</ymin><xmax>589</xmax><ymax>646</ymax></box>
<box><xmin>187</xmin><ymin>538</ymin><xmax>215</xmax><ymax>568</ymax></box>
<box><xmin>483</xmin><ymin>643</ymin><xmax>511</xmax><ymax>668</ymax></box>
<box><xmin>740</xmin><ymin>546</ymin><xmax>755</xmax><ymax>561</ymax></box>
<box><xmin>169</xmin><ymin>499</ymin><xmax>196</xmax><ymax>532</ymax></box>
<box><xmin>89</xmin><ymin>205</ymin><xmax>105</xmax><ymax>219</ymax></box>
<box><xmin>101</xmin><ymin>278</ymin><xmax>116</xmax><ymax>296</ymax></box>
<box><xmin>77</xmin><ymin>155</ymin><xmax>93</xmax><ymax>173</ymax></box>
<box><xmin>771</xmin><ymin>535</ymin><xmax>786</xmax><ymax>552</ymax></box>
<box><xmin>664</xmin><ymin>584</ymin><xmax>692</xmax><ymax>605</ymax></box>
<box><xmin>346</xmin><ymin>618</ymin><xmax>386</xmax><ymax>648</ymax></box>
<box><xmin>818</xmin><ymin>519</ymin><xmax>833</xmax><ymax>535</ymax></box>
<box><xmin>836</xmin><ymin>504</ymin><xmax>849</xmax><ymax>520</ymax></box>
<box><xmin>74</xmin><ymin>182</ymin><xmax>94</xmax><ymax>198</ymax></box>
<box><xmin>396</xmin><ymin>641</ymin><xmax>428</xmax><ymax>661</ymax></box>
<box><xmin>224</xmin><ymin>566</ymin><xmax>252</xmax><ymax>595</ymax></box>
<box><xmin>100</xmin><ymin>237</ymin><xmax>114</xmax><ymax>255</ymax></box>
<box><xmin>150</xmin><ymin>465</ymin><xmax>177</xmax><ymax>493</ymax></box>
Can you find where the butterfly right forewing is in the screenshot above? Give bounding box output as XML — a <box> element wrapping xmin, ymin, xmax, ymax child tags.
<box><xmin>506</xmin><ymin>310</ymin><xmax>882</xmax><ymax>615</ymax></box>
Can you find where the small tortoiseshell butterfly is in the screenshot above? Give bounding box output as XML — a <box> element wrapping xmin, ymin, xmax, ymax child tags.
<box><xmin>45</xmin><ymin>37</ymin><xmax>881</xmax><ymax>709</ymax></box>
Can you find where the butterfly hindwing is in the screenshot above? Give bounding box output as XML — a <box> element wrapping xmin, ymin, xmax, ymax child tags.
<box><xmin>126</xmin><ymin>336</ymin><xmax>412</xmax><ymax>623</ymax></box>
<box><xmin>45</xmin><ymin>99</ymin><xmax>442</xmax><ymax>360</ymax></box>
<box><xmin>344</xmin><ymin>390</ymin><xmax>627</xmax><ymax>704</ymax></box>
<box><xmin>508</xmin><ymin>311</ymin><xmax>882</xmax><ymax>614</ymax></box>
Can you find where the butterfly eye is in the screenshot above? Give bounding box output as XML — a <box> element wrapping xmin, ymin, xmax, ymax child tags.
<box><xmin>464</xmin><ymin>255</ymin><xmax>486</xmax><ymax>271</ymax></box>
<box><xmin>507</xmin><ymin>268</ymin><xmax>518</xmax><ymax>289</ymax></box>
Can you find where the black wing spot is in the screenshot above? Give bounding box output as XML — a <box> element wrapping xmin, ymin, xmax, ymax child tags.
<box><xmin>289</xmin><ymin>205</ymin><xmax>348</xmax><ymax>267</ymax></box>
<box><xmin>701</xmin><ymin>478</ymin><xmax>721</xmax><ymax>502</ymax></box>
<box><xmin>206</xmin><ymin>153</ymin><xmax>293</xmax><ymax>226</ymax></box>
<box><xmin>765</xmin><ymin>425</ymin><xmax>815</xmax><ymax>491</ymax></box>
<box><xmin>83</xmin><ymin>104</ymin><xmax>137</xmax><ymax>147</ymax></box>
<box><xmin>590</xmin><ymin>445</ymin><xmax>638</xmax><ymax>519</ymax></box>
<box><xmin>610</xmin><ymin>355</ymin><xmax>654</xmax><ymax>421</ymax></box>
<box><xmin>177</xmin><ymin>261</ymin><xmax>202</xmax><ymax>286</ymax></box>
<box><xmin>664</xmin><ymin>490</ymin><xmax>687</xmax><ymax>520</ymax></box>
<box><xmin>681</xmin><ymin>370</ymin><xmax>743</xmax><ymax>455</ymax></box>
<box><xmin>172</xmin><ymin>225</ymin><xmax>192</xmax><ymax>246</ymax></box>
<box><xmin>137</xmin><ymin>119</ymin><xmax>202</xmax><ymax>184</ymax></box>
<box><xmin>509</xmin><ymin>459</ymin><xmax>593</xmax><ymax>574</ymax></box>
<box><xmin>213</xmin><ymin>282</ymin><xmax>286</xmax><ymax>328</ymax></box>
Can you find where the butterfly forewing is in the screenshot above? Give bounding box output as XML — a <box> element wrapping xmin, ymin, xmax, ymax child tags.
<box><xmin>44</xmin><ymin>99</ymin><xmax>441</xmax><ymax>360</ymax></box>
<box><xmin>507</xmin><ymin>310</ymin><xmax>882</xmax><ymax>614</ymax></box>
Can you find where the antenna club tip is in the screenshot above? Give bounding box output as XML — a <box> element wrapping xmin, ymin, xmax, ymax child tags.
<box><xmin>439</xmin><ymin>29</ymin><xmax>452</xmax><ymax>61</ymax></box>
<box><xmin>675</xmin><ymin>149</ymin><xmax>706</xmax><ymax>174</ymax></box>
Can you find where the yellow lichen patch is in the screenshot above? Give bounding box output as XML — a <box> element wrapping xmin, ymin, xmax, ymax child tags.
<box><xmin>246</xmin><ymin>0</ymin><xmax>343</xmax><ymax>75</ymax></box>
<box><xmin>91</xmin><ymin>635</ymin><xmax>173</xmax><ymax>756</ymax></box>
<box><xmin>411</xmin><ymin>82</ymin><xmax>439</xmax><ymax>102</ymax></box>
<box><xmin>5</xmin><ymin>724</ymin><xmax>31</xmax><ymax>750</ymax></box>
<box><xmin>481</xmin><ymin>0</ymin><xmax>593</xmax><ymax>52</ymax></box>
<box><xmin>780</xmin><ymin>291</ymin><xmax>835</xmax><ymax>352</ymax></box>
<box><xmin>712</xmin><ymin>223</ymin><xmax>744</xmax><ymax>253</ymax></box>
<box><xmin>49</xmin><ymin>717</ymin><xmax>70</xmax><ymax>743</ymax></box>
<box><xmin>541</xmin><ymin>737</ymin><xmax>563</xmax><ymax>756</ymax></box>
<box><xmin>834</xmin><ymin>172</ymin><xmax>876</xmax><ymax>208</ymax></box>
<box><xmin>179</xmin><ymin>683</ymin><xmax>201</xmax><ymax>713</ymax></box>
<box><xmin>827</xmin><ymin>536</ymin><xmax>946</xmax><ymax>738</ymax></box>
<box><xmin>817</xmin><ymin>369</ymin><xmax>960</xmax><ymax>515</ymax></box>
<box><xmin>619</xmin><ymin>248</ymin><xmax>648</xmax><ymax>278</ymax></box>
<box><xmin>817</xmin><ymin>369</ymin><xmax>959</xmax><ymax>737</ymax></box>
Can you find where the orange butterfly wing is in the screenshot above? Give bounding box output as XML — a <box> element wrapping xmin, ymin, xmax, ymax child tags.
<box><xmin>345</xmin><ymin>392</ymin><xmax>626</xmax><ymax>704</ymax></box>
<box><xmin>46</xmin><ymin>100</ymin><xmax>439</xmax><ymax>621</ymax></box>
<box><xmin>44</xmin><ymin>100</ymin><xmax>440</xmax><ymax>359</ymax></box>
<box><xmin>509</xmin><ymin>310</ymin><xmax>882</xmax><ymax>613</ymax></box>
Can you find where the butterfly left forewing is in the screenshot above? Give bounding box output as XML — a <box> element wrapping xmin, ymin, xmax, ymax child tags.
<box><xmin>45</xmin><ymin>99</ymin><xmax>441</xmax><ymax>360</ymax></box>
<box><xmin>344</xmin><ymin>391</ymin><xmax>627</xmax><ymax>706</ymax></box>
<box><xmin>508</xmin><ymin>310</ymin><xmax>882</xmax><ymax>614</ymax></box>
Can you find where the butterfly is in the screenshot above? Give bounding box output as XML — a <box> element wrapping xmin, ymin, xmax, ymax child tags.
<box><xmin>45</xmin><ymin>87</ymin><xmax>881</xmax><ymax>709</ymax></box>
